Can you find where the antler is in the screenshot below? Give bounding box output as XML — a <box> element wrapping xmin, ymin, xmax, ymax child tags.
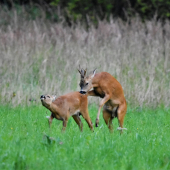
<box><xmin>77</xmin><ymin>65</ymin><xmax>87</xmax><ymax>78</ymax></box>
<box><xmin>77</xmin><ymin>65</ymin><xmax>81</xmax><ymax>75</ymax></box>
<box><xmin>84</xmin><ymin>68</ymin><xmax>87</xmax><ymax>77</ymax></box>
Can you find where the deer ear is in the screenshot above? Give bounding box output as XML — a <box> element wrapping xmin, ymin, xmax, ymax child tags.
<box><xmin>52</xmin><ymin>95</ymin><xmax>57</xmax><ymax>101</ymax></box>
<box><xmin>54</xmin><ymin>95</ymin><xmax>57</xmax><ymax>100</ymax></box>
<box><xmin>91</xmin><ymin>69</ymin><xmax>96</xmax><ymax>78</ymax></box>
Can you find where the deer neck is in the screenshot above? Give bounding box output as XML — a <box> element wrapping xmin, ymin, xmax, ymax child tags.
<box><xmin>91</xmin><ymin>76</ymin><xmax>99</xmax><ymax>88</ymax></box>
<box><xmin>48</xmin><ymin>102</ymin><xmax>60</xmax><ymax>114</ymax></box>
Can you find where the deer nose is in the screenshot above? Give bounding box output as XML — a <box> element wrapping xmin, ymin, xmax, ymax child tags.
<box><xmin>40</xmin><ymin>95</ymin><xmax>45</xmax><ymax>99</ymax></box>
<box><xmin>79</xmin><ymin>91</ymin><xmax>86</xmax><ymax>94</ymax></box>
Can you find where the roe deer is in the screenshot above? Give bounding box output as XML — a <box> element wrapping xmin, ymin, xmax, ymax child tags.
<box><xmin>78</xmin><ymin>68</ymin><xmax>127</xmax><ymax>132</ymax></box>
<box><xmin>40</xmin><ymin>92</ymin><xmax>93</xmax><ymax>132</ymax></box>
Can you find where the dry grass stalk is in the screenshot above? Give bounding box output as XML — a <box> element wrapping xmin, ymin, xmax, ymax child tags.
<box><xmin>0</xmin><ymin>7</ymin><xmax>169</xmax><ymax>107</ymax></box>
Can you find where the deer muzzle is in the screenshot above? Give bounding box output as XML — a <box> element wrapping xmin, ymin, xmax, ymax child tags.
<box><xmin>79</xmin><ymin>90</ymin><xmax>86</xmax><ymax>94</ymax></box>
<box><xmin>40</xmin><ymin>95</ymin><xmax>45</xmax><ymax>100</ymax></box>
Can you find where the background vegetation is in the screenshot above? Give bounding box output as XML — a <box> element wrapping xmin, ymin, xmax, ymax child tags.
<box><xmin>0</xmin><ymin>5</ymin><xmax>170</xmax><ymax>107</ymax></box>
<box><xmin>1</xmin><ymin>0</ymin><xmax>170</xmax><ymax>25</ymax></box>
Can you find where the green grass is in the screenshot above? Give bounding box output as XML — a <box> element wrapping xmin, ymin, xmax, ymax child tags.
<box><xmin>0</xmin><ymin>104</ymin><xmax>170</xmax><ymax>170</ymax></box>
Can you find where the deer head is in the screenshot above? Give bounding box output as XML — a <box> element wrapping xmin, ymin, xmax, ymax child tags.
<box><xmin>78</xmin><ymin>67</ymin><xmax>96</xmax><ymax>94</ymax></box>
<box><xmin>40</xmin><ymin>94</ymin><xmax>56</xmax><ymax>108</ymax></box>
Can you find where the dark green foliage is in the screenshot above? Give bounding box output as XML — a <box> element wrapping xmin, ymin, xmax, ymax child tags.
<box><xmin>1</xmin><ymin>0</ymin><xmax>170</xmax><ymax>24</ymax></box>
<box><xmin>50</xmin><ymin>0</ymin><xmax>170</xmax><ymax>21</ymax></box>
<box><xmin>0</xmin><ymin>0</ymin><xmax>170</xmax><ymax>26</ymax></box>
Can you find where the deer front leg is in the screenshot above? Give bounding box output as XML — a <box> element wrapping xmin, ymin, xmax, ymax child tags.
<box><xmin>81</xmin><ymin>111</ymin><xmax>94</xmax><ymax>132</ymax></box>
<box><xmin>72</xmin><ymin>114</ymin><xmax>83</xmax><ymax>131</ymax></box>
<box><xmin>96</xmin><ymin>94</ymin><xmax>110</xmax><ymax>127</ymax></box>
<box><xmin>46</xmin><ymin>113</ymin><xmax>54</xmax><ymax>128</ymax></box>
<box><xmin>87</xmin><ymin>90</ymin><xmax>99</xmax><ymax>97</ymax></box>
<box><xmin>80</xmin><ymin>102</ymin><xmax>94</xmax><ymax>131</ymax></box>
<box><xmin>62</xmin><ymin>118</ymin><xmax>68</xmax><ymax>132</ymax></box>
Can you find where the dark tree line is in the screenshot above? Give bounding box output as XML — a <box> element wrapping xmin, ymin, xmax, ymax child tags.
<box><xmin>1</xmin><ymin>0</ymin><xmax>170</xmax><ymax>23</ymax></box>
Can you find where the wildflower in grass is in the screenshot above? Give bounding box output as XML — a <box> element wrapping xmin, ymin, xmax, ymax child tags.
<box><xmin>13</xmin><ymin>92</ymin><xmax>16</xmax><ymax>97</ymax></box>
<box><xmin>11</xmin><ymin>128</ymin><xmax>13</xmax><ymax>130</ymax></box>
<box><xmin>137</xmin><ymin>128</ymin><xmax>138</xmax><ymax>130</ymax></box>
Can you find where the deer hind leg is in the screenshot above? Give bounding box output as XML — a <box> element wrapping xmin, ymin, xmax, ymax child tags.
<box><xmin>80</xmin><ymin>109</ymin><xmax>93</xmax><ymax>131</ymax></box>
<box><xmin>72</xmin><ymin>114</ymin><xmax>83</xmax><ymax>131</ymax></box>
<box><xmin>96</xmin><ymin>94</ymin><xmax>111</xmax><ymax>127</ymax></box>
<box><xmin>117</xmin><ymin>101</ymin><xmax>127</xmax><ymax>134</ymax></box>
<box><xmin>103</xmin><ymin>107</ymin><xmax>114</xmax><ymax>132</ymax></box>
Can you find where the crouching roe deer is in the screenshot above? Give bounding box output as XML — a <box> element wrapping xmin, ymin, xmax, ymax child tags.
<box><xmin>40</xmin><ymin>92</ymin><xmax>93</xmax><ymax>132</ymax></box>
<box><xmin>78</xmin><ymin>68</ymin><xmax>127</xmax><ymax>132</ymax></box>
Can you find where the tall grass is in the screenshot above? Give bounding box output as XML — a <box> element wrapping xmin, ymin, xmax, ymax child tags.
<box><xmin>0</xmin><ymin>6</ymin><xmax>170</xmax><ymax>107</ymax></box>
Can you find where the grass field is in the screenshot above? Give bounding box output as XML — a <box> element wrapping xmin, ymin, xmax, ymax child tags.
<box><xmin>0</xmin><ymin>6</ymin><xmax>170</xmax><ymax>170</ymax></box>
<box><xmin>0</xmin><ymin>104</ymin><xmax>170</xmax><ymax>170</ymax></box>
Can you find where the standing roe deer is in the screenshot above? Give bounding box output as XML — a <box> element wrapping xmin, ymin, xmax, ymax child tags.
<box><xmin>40</xmin><ymin>92</ymin><xmax>93</xmax><ymax>132</ymax></box>
<box><xmin>78</xmin><ymin>68</ymin><xmax>127</xmax><ymax>132</ymax></box>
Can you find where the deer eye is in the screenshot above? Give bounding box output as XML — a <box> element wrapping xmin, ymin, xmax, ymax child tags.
<box><xmin>86</xmin><ymin>83</ymin><xmax>89</xmax><ymax>86</ymax></box>
<box><xmin>47</xmin><ymin>96</ymin><xmax>50</xmax><ymax>98</ymax></box>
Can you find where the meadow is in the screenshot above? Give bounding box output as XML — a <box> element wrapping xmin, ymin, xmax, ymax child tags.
<box><xmin>0</xmin><ymin>6</ymin><xmax>170</xmax><ymax>170</ymax></box>
<box><xmin>0</xmin><ymin>104</ymin><xmax>170</xmax><ymax>170</ymax></box>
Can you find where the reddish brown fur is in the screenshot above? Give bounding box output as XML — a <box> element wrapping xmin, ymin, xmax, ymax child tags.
<box><xmin>40</xmin><ymin>92</ymin><xmax>93</xmax><ymax>132</ymax></box>
<box><xmin>78</xmin><ymin>69</ymin><xmax>127</xmax><ymax>132</ymax></box>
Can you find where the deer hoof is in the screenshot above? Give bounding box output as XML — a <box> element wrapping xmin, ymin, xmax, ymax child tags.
<box><xmin>95</xmin><ymin>119</ymin><xmax>99</xmax><ymax>127</ymax></box>
<box><xmin>95</xmin><ymin>121</ymin><xmax>99</xmax><ymax>127</ymax></box>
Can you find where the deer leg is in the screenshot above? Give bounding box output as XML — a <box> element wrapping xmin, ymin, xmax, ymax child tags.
<box><xmin>117</xmin><ymin>101</ymin><xmax>127</xmax><ymax>134</ymax></box>
<box><xmin>103</xmin><ymin>109</ymin><xmax>114</xmax><ymax>133</ymax></box>
<box><xmin>81</xmin><ymin>110</ymin><xmax>93</xmax><ymax>131</ymax></box>
<box><xmin>46</xmin><ymin>113</ymin><xmax>54</xmax><ymax>128</ymax></box>
<box><xmin>96</xmin><ymin>94</ymin><xmax>110</xmax><ymax>127</ymax></box>
<box><xmin>87</xmin><ymin>90</ymin><xmax>98</xmax><ymax>97</ymax></box>
<box><xmin>62</xmin><ymin>118</ymin><xmax>68</xmax><ymax>132</ymax></box>
<box><xmin>72</xmin><ymin>114</ymin><xmax>83</xmax><ymax>131</ymax></box>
